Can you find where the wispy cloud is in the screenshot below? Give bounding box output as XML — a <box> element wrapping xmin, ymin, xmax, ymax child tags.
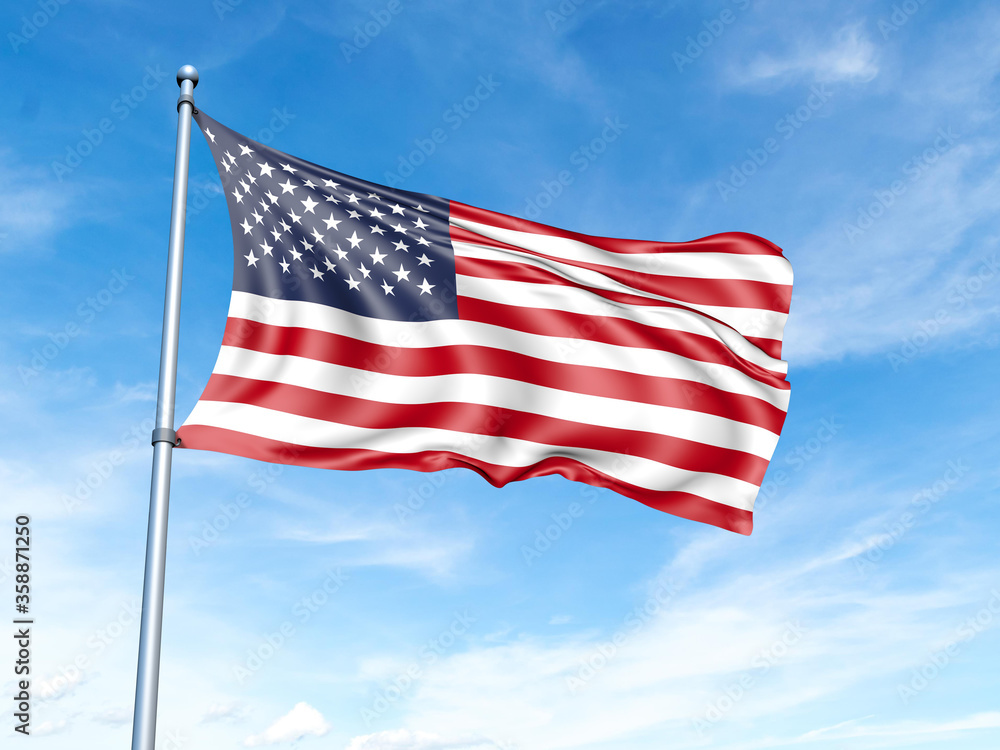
<box><xmin>243</xmin><ymin>702</ymin><xmax>331</xmax><ymax>747</ymax></box>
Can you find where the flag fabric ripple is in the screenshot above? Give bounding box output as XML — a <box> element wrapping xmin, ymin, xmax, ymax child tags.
<box><xmin>177</xmin><ymin>110</ymin><xmax>793</xmax><ymax>534</ymax></box>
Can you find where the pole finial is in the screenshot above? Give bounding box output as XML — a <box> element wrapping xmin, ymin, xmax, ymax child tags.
<box><xmin>176</xmin><ymin>65</ymin><xmax>199</xmax><ymax>88</ymax></box>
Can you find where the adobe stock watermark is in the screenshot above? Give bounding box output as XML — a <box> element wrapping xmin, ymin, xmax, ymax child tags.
<box><xmin>886</xmin><ymin>254</ymin><xmax>999</xmax><ymax>371</ymax></box>
<box><xmin>566</xmin><ymin>576</ymin><xmax>680</xmax><ymax>693</ymax></box>
<box><xmin>878</xmin><ymin>0</ymin><xmax>930</xmax><ymax>39</ymax></box>
<box><xmin>521</xmin><ymin>116</ymin><xmax>628</xmax><ymax>219</ymax></box>
<box><xmin>545</xmin><ymin>0</ymin><xmax>587</xmax><ymax>31</ymax></box>
<box><xmin>673</xmin><ymin>0</ymin><xmax>752</xmax><ymax>72</ymax></box>
<box><xmin>37</xmin><ymin>597</ymin><xmax>141</xmax><ymax>706</ymax></box>
<box><xmin>7</xmin><ymin>0</ymin><xmax>70</xmax><ymax>53</ymax></box>
<box><xmin>843</xmin><ymin>128</ymin><xmax>959</xmax><ymax>244</ymax></box>
<box><xmin>716</xmin><ymin>84</ymin><xmax>832</xmax><ymax>201</ymax></box>
<box><xmin>340</xmin><ymin>0</ymin><xmax>404</xmax><ymax>63</ymax></box>
<box><xmin>233</xmin><ymin>569</ymin><xmax>349</xmax><ymax>683</ymax></box>
<box><xmin>187</xmin><ymin>107</ymin><xmax>296</xmax><ymax>216</ymax></box>
<box><xmin>754</xmin><ymin>416</ymin><xmax>844</xmax><ymax>512</ymax></box>
<box><xmin>382</xmin><ymin>75</ymin><xmax>501</xmax><ymax>187</ymax></box>
<box><xmin>897</xmin><ymin>589</ymin><xmax>1000</xmax><ymax>704</ymax></box>
<box><xmin>51</xmin><ymin>65</ymin><xmax>169</xmax><ymax>181</ymax></box>
<box><xmin>360</xmin><ymin>610</ymin><xmax>476</xmax><ymax>724</ymax></box>
<box><xmin>853</xmin><ymin>460</ymin><xmax>970</xmax><ymax>577</ymax></box>
<box><xmin>61</xmin><ymin>417</ymin><xmax>154</xmax><ymax>513</ymax></box>
<box><xmin>18</xmin><ymin>268</ymin><xmax>135</xmax><ymax>384</ymax></box>
<box><xmin>692</xmin><ymin>621</ymin><xmax>807</xmax><ymax>736</ymax></box>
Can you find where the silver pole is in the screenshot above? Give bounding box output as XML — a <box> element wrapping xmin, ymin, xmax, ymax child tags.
<box><xmin>130</xmin><ymin>64</ymin><xmax>198</xmax><ymax>750</ymax></box>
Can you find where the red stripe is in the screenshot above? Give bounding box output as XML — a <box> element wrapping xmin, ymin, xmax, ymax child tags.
<box><xmin>195</xmin><ymin>374</ymin><xmax>771</xmax><ymax>484</ymax></box>
<box><xmin>175</xmin><ymin>425</ymin><xmax>754</xmax><ymax>534</ymax></box>
<box><xmin>451</xmin><ymin>225</ymin><xmax>791</xmax><ymax>313</ymax></box>
<box><xmin>455</xmin><ymin>298</ymin><xmax>790</xmax><ymax>390</ymax></box>
<box><xmin>450</xmin><ymin>200</ymin><xmax>785</xmax><ymax>258</ymax></box>
<box><xmin>221</xmin><ymin>318</ymin><xmax>789</xmax><ymax>431</ymax></box>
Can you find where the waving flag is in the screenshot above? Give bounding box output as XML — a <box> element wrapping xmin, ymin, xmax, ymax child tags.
<box><xmin>177</xmin><ymin>110</ymin><xmax>792</xmax><ymax>534</ymax></box>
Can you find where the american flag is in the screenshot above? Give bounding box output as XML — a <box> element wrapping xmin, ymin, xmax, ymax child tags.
<box><xmin>177</xmin><ymin>110</ymin><xmax>792</xmax><ymax>535</ymax></box>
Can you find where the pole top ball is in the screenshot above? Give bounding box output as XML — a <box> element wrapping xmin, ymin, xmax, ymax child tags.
<box><xmin>177</xmin><ymin>65</ymin><xmax>199</xmax><ymax>87</ymax></box>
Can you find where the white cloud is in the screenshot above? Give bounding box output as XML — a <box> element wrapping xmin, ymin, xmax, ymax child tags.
<box><xmin>201</xmin><ymin>701</ymin><xmax>250</xmax><ymax>723</ymax></box>
<box><xmin>0</xmin><ymin>154</ymin><xmax>74</xmax><ymax>255</ymax></box>
<box><xmin>736</xmin><ymin>23</ymin><xmax>879</xmax><ymax>87</ymax></box>
<box><xmin>92</xmin><ymin>706</ymin><xmax>132</xmax><ymax>726</ymax></box>
<box><xmin>345</xmin><ymin>729</ymin><xmax>501</xmax><ymax>750</ymax></box>
<box><xmin>548</xmin><ymin>615</ymin><xmax>573</xmax><ymax>625</ymax></box>
<box><xmin>243</xmin><ymin>702</ymin><xmax>331</xmax><ymax>747</ymax></box>
<box><xmin>33</xmin><ymin>719</ymin><xmax>70</xmax><ymax>736</ymax></box>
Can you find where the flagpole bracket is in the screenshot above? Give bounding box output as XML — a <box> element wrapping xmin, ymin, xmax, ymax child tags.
<box><xmin>175</xmin><ymin>64</ymin><xmax>199</xmax><ymax>113</ymax></box>
<box><xmin>151</xmin><ymin>428</ymin><xmax>180</xmax><ymax>446</ymax></box>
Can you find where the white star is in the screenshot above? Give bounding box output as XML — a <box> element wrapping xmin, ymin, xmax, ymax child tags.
<box><xmin>311</xmin><ymin>227</ymin><xmax>325</xmax><ymax>244</ymax></box>
<box><xmin>244</xmin><ymin>250</ymin><xmax>259</xmax><ymax>266</ymax></box>
<box><xmin>239</xmin><ymin>144</ymin><xmax>254</xmax><ymax>156</ymax></box>
<box><xmin>323</xmin><ymin>213</ymin><xmax>342</xmax><ymax>231</ymax></box>
<box><xmin>390</xmin><ymin>204</ymin><xmax>406</xmax><ymax>215</ymax></box>
<box><xmin>380</xmin><ymin>280</ymin><xmax>394</xmax><ymax>295</ymax></box>
<box><xmin>347</xmin><ymin>231</ymin><xmax>363</xmax><ymax>249</ymax></box>
<box><xmin>369</xmin><ymin>207</ymin><xmax>385</xmax><ymax>219</ymax></box>
<box><xmin>413</xmin><ymin>216</ymin><xmax>428</xmax><ymax>230</ymax></box>
<box><xmin>301</xmin><ymin>196</ymin><xmax>318</xmax><ymax>214</ymax></box>
<box><xmin>280</xmin><ymin>162</ymin><xmax>298</xmax><ymax>174</ymax></box>
<box><xmin>392</xmin><ymin>264</ymin><xmax>411</xmax><ymax>282</ymax></box>
<box><xmin>346</xmin><ymin>193</ymin><xmax>360</xmax><ymax>204</ymax></box>
<box><xmin>309</xmin><ymin>265</ymin><xmax>324</xmax><ymax>279</ymax></box>
<box><xmin>223</xmin><ymin>161</ymin><xmax>232</xmax><ymax>174</ymax></box>
<box><xmin>279</xmin><ymin>258</ymin><xmax>290</xmax><ymax>273</ymax></box>
<box><xmin>357</xmin><ymin>263</ymin><xmax>371</xmax><ymax>279</ymax></box>
<box><xmin>288</xmin><ymin>210</ymin><xmax>302</xmax><ymax>225</ymax></box>
<box><xmin>323</xmin><ymin>179</ymin><xmax>340</xmax><ymax>190</ymax></box>
<box><xmin>279</xmin><ymin>218</ymin><xmax>292</xmax><ymax>233</ymax></box>
<box><xmin>392</xmin><ymin>223</ymin><xmax>408</xmax><ymax>235</ymax></box>
<box><xmin>239</xmin><ymin>179</ymin><xmax>250</xmax><ymax>194</ymax></box>
<box><xmin>260</xmin><ymin>240</ymin><xmax>273</xmax><ymax>256</ymax></box>
<box><xmin>345</xmin><ymin>275</ymin><xmax>361</xmax><ymax>291</ymax></box>
<box><xmin>415</xmin><ymin>236</ymin><xmax>431</xmax><ymax>247</ymax></box>
<box><xmin>240</xmin><ymin>218</ymin><xmax>253</xmax><ymax>235</ymax></box>
<box><xmin>204</xmin><ymin>128</ymin><xmax>216</xmax><ymax>143</ymax></box>
<box><xmin>279</xmin><ymin>179</ymin><xmax>297</xmax><ymax>194</ymax></box>
<box><xmin>324</xmin><ymin>194</ymin><xmax>341</xmax><ymax>204</ymax></box>
<box><xmin>232</xmin><ymin>187</ymin><xmax>244</xmax><ymax>204</ymax></box>
<box><xmin>246</xmin><ymin>171</ymin><xmax>257</xmax><ymax>185</ymax></box>
<box><xmin>417</xmin><ymin>278</ymin><xmax>435</xmax><ymax>295</ymax></box>
<box><xmin>301</xmin><ymin>237</ymin><xmax>314</xmax><ymax>253</ymax></box>
<box><xmin>393</xmin><ymin>240</ymin><xmax>409</xmax><ymax>252</ymax></box>
<box><xmin>323</xmin><ymin>257</ymin><xmax>337</xmax><ymax>272</ymax></box>
<box><xmin>259</xmin><ymin>198</ymin><xmax>271</xmax><ymax>213</ymax></box>
<box><xmin>270</xmin><ymin>226</ymin><xmax>282</xmax><ymax>242</ymax></box>
<box><xmin>303</xmin><ymin>179</ymin><xmax>317</xmax><ymax>189</ymax></box>
<box><xmin>333</xmin><ymin>244</ymin><xmax>349</xmax><ymax>260</ymax></box>
<box><xmin>417</xmin><ymin>253</ymin><xmax>434</xmax><ymax>266</ymax></box>
<box><xmin>414</xmin><ymin>204</ymin><xmax>428</xmax><ymax>212</ymax></box>
<box><xmin>251</xmin><ymin>209</ymin><xmax>264</xmax><ymax>224</ymax></box>
<box><xmin>370</xmin><ymin>224</ymin><xmax>385</xmax><ymax>236</ymax></box>
<box><xmin>369</xmin><ymin>247</ymin><xmax>386</xmax><ymax>265</ymax></box>
<box><xmin>367</xmin><ymin>192</ymin><xmax>381</xmax><ymax>201</ymax></box>
<box><xmin>266</xmin><ymin>191</ymin><xmax>279</xmax><ymax>204</ymax></box>
<box><xmin>259</xmin><ymin>162</ymin><xmax>275</xmax><ymax>177</ymax></box>
<box><xmin>347</xmin><ymin>209</ymin><xmax>362</xmax><ymax>220</ymax></box>
<box><xmin>224</xmin><ymin>150</ymin><xmax>236</xmax><ymax>166</ymax></box>
<box><xmin>289</xmin><ymin>247</ymin><xmax>303</xmax><ymax>262</ymax></box>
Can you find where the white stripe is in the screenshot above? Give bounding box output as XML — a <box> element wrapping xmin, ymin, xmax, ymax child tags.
<box><xmin>450</xmin><ymin>216</ymin><xmax>793</xmax><ymax>284</ymax></box>
<box><xmin>453</xmin><ymin>241</ymin><xmax>789</xmax><ymax>342</ymax></box>
<box><xmin>183</xmin><ymin>400</ymin><xmax>760</xmax><ymax>511</ymax></box>
<box><xmin>226</xmin><ymin>292</ymin><xmax>790</xmax><ymax>409</ymax></box>
<box><xmin>204</xmin><ymin>346</ymin><xmax>783</xmax><ymax>456</ymax></box>
<box><xmin>455</xmin><ymin>272</ymin><xmax>787</xmax><ymax>375</ymax></box>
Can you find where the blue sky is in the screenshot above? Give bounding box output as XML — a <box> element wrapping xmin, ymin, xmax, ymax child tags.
<box><xmin>2</xmin><ymin>0</ymin><xmax>1000</xmax><ymax>748</ymax></box>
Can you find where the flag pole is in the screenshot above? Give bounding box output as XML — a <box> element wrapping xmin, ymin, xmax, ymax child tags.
<box><xmin>130</xmin><ymin>64</ymin><xmax>198</xmax><ymax>750</ymax></box>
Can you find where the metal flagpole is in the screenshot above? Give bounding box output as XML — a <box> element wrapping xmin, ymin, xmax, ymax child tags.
<box><xmin>130</xmin><ymin>64</ymin><xmax>198</xmax><ymax>750</ymax></box>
